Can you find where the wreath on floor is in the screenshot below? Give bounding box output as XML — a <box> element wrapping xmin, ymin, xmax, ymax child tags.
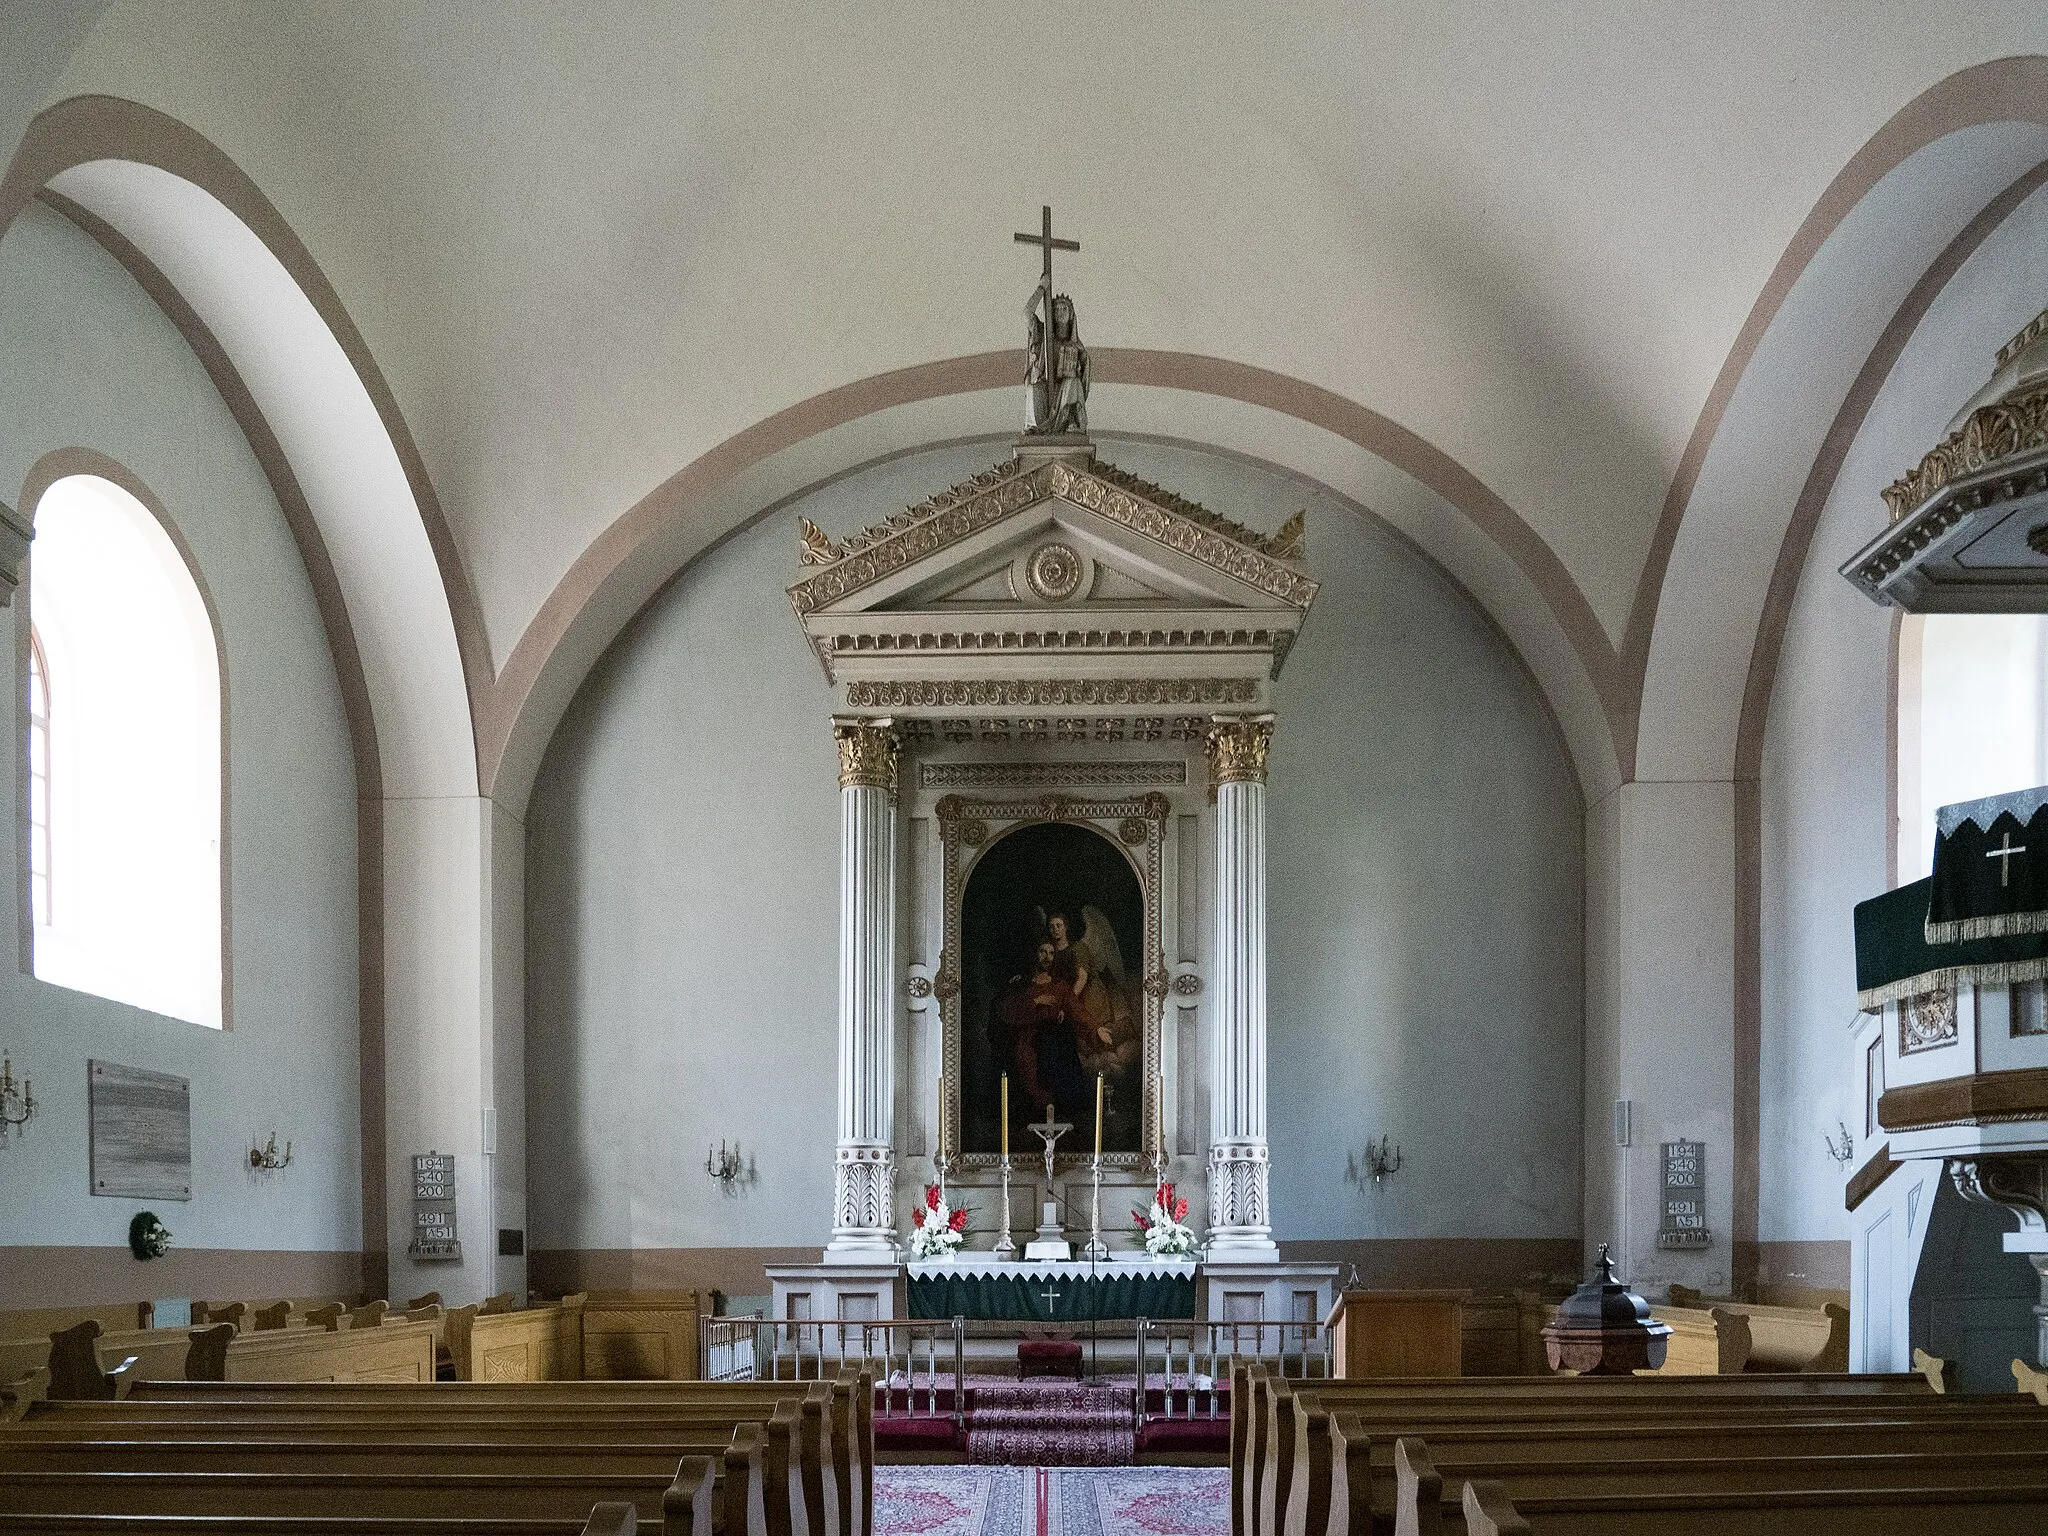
<box><xmin>128</xmin><ymin>1211</ymin><xmax>172</xmax><ymax>1261</ymax></box>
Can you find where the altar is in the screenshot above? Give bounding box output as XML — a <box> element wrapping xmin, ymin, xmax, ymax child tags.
<box><xmin>905</xmin><ymin>1259</ymin><xmax>1197</xmax><ymax>1322</ymax></box>
<box><xmin>769</xmin><ymin>209</ymin><xmax>1334</xmax><ymax>1328</ymax></box>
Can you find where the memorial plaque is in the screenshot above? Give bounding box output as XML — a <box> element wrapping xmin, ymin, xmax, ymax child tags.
<box><xmin>88</xmin><ymin>1061</ymin><xmax>191</xmax><ymax>1200</ymax></box>
<box><xmin>1656</xmin><ymin>1138</ymin><xmax>1710</xmax><ymax>1250</ymax></box>
<box><xmin>408</xmin><ymin>1151</ymin><xmax>462</xmax><ymax>1260</ymax></box>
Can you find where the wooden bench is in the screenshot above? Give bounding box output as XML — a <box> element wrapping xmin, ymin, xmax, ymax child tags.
<box><xmin>1235</xmin><ymin>1361</ymin><xmax>2015</xmax><ymax>1536</ymax></box>
<box><xmin>1667</xmin><ymin>1287</ymin><xmax>1851</xmax><ymax>1373</ymax></box>
<box><xmin>1642</xmin><ymin>1304</ymin><xmax>1751</xmax><ymax>1374</ymax></box>
<box><xmin>0</xmin><ymin>1373</ymin><xmax>873</xmax><ymax>1536</ymax></box>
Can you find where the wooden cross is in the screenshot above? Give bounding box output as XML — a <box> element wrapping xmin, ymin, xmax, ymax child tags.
<box><xmin>1014</xmin><ymin>205</ymin><xmax>1079</xmax><ymax>413</ymax></box>
<box><xmin>1987</xmin><ymin>830</ymin><xmax>2029</xmax><ymax>887</ymax></box>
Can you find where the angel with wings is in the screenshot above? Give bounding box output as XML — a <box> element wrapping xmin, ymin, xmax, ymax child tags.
<box><xmin>1044</xmin><ymin>906</ymin><xmax>1140</xmax><ymax>1077</ymax></box>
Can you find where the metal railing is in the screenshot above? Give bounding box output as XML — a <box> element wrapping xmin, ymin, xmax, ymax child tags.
<box><xmin>700</xmin><ymin>1315</ymin><xmax>967</xmax><ymax>1431</ymax></box>
<box><xmin>1133</xmin><ymin>1317</ymin><xmax>1331</xmax><ymax>1426</ymax></box>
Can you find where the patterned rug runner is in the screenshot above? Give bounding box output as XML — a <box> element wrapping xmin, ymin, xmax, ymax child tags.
<box><xmin>966</xmin><ymin>1378</ymin><xmax>1135</xmax><ymax>1466</ymax></box>
<box><xmin>874</xmin><ymin>1466</ymin><xmax>1230</xmax><ymax>1536</ymax></box>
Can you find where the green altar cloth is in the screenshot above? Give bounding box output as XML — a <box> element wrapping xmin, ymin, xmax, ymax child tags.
<box><xmin>905</xmin><ymin>1265</ymin><xmax>1196</xmax><ymax>1322</ymax></box>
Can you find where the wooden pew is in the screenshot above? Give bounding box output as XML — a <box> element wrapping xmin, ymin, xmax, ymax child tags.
<box><xmin>1667</xmin><ymin>1287</ymin><xmax>1850</xmax><ymax>1373</ymax></box>
<box><xmin>445</xmin><ymin>1299</ymin><xmax>585</xmax><ymax>1381</ymax></box>
<box><xmin>11</xmin><ymin>1373</ymin><xmax>873</xmax><ymax>1536</ymax></box>
<box><xmin>1391</xmin><ymin>1430</ymin><xmax>2048</xmax><ymax>1535</ymax></box>
<box><xmin>1642</xmin><ymin>1305</ymin><xmax>1750</xmax><ymax>1374</ymax></box>
<box><xmin>1240</xmin><ymin>1365</ymin><xmax>1993</xmax><ymax>1536</ymax></box>
<box><xmin>578</xmin><ymin>1292</ymin><xmax>701</xmax><ymax>1380</ymax></box>
<box><xmin>0</xmin><ymin>1379</ymin><xmax>865</xmax><ymax>1536</ymax></box>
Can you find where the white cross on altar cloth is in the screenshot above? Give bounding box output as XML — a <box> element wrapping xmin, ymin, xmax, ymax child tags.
<box><xmin>1988</xmin><ymin>830</ymin><xmax>2029</xmax><ymax>886</ymax></box>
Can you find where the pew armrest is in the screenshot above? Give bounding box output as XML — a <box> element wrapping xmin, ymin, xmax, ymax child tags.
<box><xmin>2015</xmin><ymin>1357</ymin><xmax>2048</xmax><ymax>1405</ymax></box>
<box><xmin>1</xmin><ymin>1366</ymin><xmax>50</xmax><ymax>1421</ymax></box>
<box><xmin>582</xmin><ymin>1502</ymin><xmax>638</xmax><ymax>1536</ymax></box>
<box><xmin>1393</xmin><ymin>1437</ymin><xmax>1443</xmax><ymax>1536</ymax></box>
<box><xmin>1705</xmin><ymin>1306</ymin><xmax>1754</xmax><ymax>1373</ymax></box>
<box><xmin>663</xmin><ymin>1455</ymin><xmax>716</xmax><ymax>1536</ymax></box>
<box><xmin>1460</xmin><ymin>1481</ymin><xmax>1530</xmax><ymax>1536</ymax></box>
<box><xmin>1913</xmin><ymin>1346</ymin><xmax>1956</xmax><ymax>1394</ymax></box>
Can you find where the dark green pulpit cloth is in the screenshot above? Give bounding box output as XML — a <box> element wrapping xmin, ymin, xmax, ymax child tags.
<box><xmin>1927</xmin><ymin>787</ymin><xmax>2048</xmax><ymax>942</ymax></box>
<box><xmin>1854</xmin><ymin>875</ymin><xmax>2048</xmax><ymax>1009</ymax></box>
<box><xmin>906</xmin><ymin>1267</ymin><xmax>1196</xmax><ymax>1321</ymax></box>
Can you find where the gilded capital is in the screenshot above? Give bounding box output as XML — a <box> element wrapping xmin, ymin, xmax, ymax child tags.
<box><xmin>1205</xmin><ymin>715</ymin><xmax>1274</xmax><ymax>788</ymax></box>
<box><xmin>834</xmin><ymin>718</ymin><xmax>900</xmax><ymax>793</ymax></box>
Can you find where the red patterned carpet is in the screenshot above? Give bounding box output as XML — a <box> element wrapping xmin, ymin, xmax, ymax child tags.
<box><xmin>966</xmin><ymin>1378</ymin><xmax>1135</xmax><ymax>1466</ymax></box>
<box><xmin>873</xmin><ymin>1466</ymin><xmax>1231</xmax><ymax>1536</ymax></box>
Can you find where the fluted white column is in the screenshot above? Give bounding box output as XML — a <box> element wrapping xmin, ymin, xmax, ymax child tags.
<box><xmin>826</xmin><ymin>718</ymin><xmax>900</xmax><ymax>1260</ymax></box>
<box><xmin>1206</xmin><ymin>715</ymin><xmax>1278</xmax><ymax>1257</ymax></box>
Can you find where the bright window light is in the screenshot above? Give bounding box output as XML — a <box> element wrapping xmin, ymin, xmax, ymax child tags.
<box><xmin>1901</xmin><ymin>614</ymin><xmax>2048</xmax><ymax>881</ymax></box>
<box><xmin>29</xmin><ymin>474</ymin><xmax>222</xmax><ymax>1028</ymax></box>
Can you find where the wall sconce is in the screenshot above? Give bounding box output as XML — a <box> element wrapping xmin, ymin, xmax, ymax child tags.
<box><xmin>0</xmin><ymin>1053</ymin><xmax>34</xmax><ymax>1139</ymax></box>
<box><xmin>249</xmin><ymin>1132</ymin><xmax>292</xmax><ymax>1171</ymax></box>
<box><xmin>1345</xmin><ymin>1134</ymin><xmax>1403</xmax><ymax>1188</ymax></box>
<box><xmin>1822</xmin><ymin>1121</ymin><xmax>1855</xmax><ymax>1168</ymax></box>
<box><xmin>706</xmin><ymin>1139</ymin><xmax>752</xmax><ymax>1192</ymax></box>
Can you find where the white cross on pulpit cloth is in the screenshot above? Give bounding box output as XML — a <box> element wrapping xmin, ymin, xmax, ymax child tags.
<box><xmin>1988</xmin><ymin>830</ymin><xmax>2029</xmax><ymax>887</ymax></box>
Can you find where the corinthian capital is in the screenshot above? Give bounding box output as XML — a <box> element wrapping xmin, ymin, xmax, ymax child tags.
<box><xmin>1205</xmin><ymin>714</ymin><xmax>1275</xmax><ymax>788</ymax></box>
<box><xmin>834</xmin><ymin>717</ymin><xmax>900</xmax><ymax>793</ymax></box>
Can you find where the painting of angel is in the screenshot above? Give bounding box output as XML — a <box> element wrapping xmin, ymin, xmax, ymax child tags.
<box><xmin>959</xmin><ymin>820</ymin><xmax>1146</xmax><ymax>1156</ymax></box>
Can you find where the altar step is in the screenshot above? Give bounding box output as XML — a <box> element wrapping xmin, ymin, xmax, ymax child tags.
<box><xmin>965</xmin><ymin>1378</ymin><xmax>1135</xmax><ymax>1467</ymax></box>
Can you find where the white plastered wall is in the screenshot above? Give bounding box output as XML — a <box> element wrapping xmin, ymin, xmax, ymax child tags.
<box><xmin>0</xmin><ymin>201</ymin><xmax>358</xmax><ymax>1283</ymax></box>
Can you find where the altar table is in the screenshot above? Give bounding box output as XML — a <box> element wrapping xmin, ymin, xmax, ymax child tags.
<box><xmin>905</xmin><ymin>1258</ymin><xmax>1197</xmax><ymax>1322</ymax></box>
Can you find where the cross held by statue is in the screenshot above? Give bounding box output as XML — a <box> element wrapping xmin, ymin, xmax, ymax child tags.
<box><xmin>1988</xmin><ymin>829</ymin><xmax>2028</xmax><ymax>887</ymax></box>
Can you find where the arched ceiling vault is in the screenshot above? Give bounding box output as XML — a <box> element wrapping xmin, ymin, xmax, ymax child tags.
<box><xmin>4</xmin><ymin>34</ymin><xmax>2048</xmax><ymax>817</ymax></box>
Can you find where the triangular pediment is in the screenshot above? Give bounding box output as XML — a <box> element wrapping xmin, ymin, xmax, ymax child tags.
<box><xmin>788</xmin><ymin>445</ymin><xmax>1319</xmax><ymax>691</ymax></box>
<box><xmin>788</xmin><ymin>452</ymin><xmax>1316</xmax><ymax>621</ymax></box>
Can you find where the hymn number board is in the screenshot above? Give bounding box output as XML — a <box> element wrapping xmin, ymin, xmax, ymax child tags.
<box><xmin>1656</xmin><ymin>1139</ymin><xmax>1710</xmax><ymax>1250</ymax></box>
<box><xmin>408</xmin><ymin>1151</ymin><xmax>462</xmax><ymax>1260</ymax></box>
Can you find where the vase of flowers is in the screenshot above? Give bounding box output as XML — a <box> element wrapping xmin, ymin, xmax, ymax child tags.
<box><xmin>1133</xmin><ymin>1181</ymin><xmax>1196</xmax><ymax>1257</ymax></box>
<box><xmin>128</xmin><ymin>1211</ymin><xmax>173</xmax><ymax>1261</ymax></box>
<box><xmin>908</xmin><ymin>1183</ymin><xmax>967</xmax><ymax>1259</ymax></box>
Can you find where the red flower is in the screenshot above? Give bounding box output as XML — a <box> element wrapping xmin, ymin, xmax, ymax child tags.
<box><xmin>1133</xmin><ymin>1211</ymin><xmax>1151</xmax><ymax>1229</ymax></box>
<box><xmin>925</xmin><ymin>1184</ymin><xmax>942</xmax><ymax>1212</ymax></box>
<box><xmin>1173</xmin><ymin>1196</ymin><xmax>1189</xmax><ymax>1223</ymax></box>
<box><xmin>948</xmin><ymin>1208</ymin><xmax>967</xmax><ymax>1232</ymax></box>
<box><xmin>912</xmin><ymin>1206</ymin><xmax>926</xmax><ymax>1228</ymax></box>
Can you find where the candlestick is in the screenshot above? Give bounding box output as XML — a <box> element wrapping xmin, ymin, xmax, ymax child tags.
<box><xmin>1093</xmin><ymin>1073</ymin><xmax>1104</xmax><ymax>1157</ymax></box>
<box><xmin>993</xmin><ymin>1153</ymin><xmax>1017</xmax><ymax>1259</ymax></box>
<box><xmin>1001</xmin><ymin>1074</ymin><xmax>1010</xmax><ymax>1157</ymax></box>
<box><xmin>1082</xmin><ymin>1152</ymin><xmax>1107</xmax><ymax>1260</ymax></box>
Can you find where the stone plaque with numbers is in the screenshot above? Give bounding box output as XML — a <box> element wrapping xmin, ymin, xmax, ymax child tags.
<box><xmin>408</xmin><ymin>1151</ymin><xmax>462</xmax><ymax>1261</ymax></box>
<box><xmin>1656</xmin><ymin>1139</ymin><xmax>1710</xmax><ymax>1250</ymax></box>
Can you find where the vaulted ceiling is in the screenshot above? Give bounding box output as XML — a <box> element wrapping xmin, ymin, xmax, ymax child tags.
<box><xmin>6</xmin><ymin>2</ymin><xmax>2048</xmax><ymax>803</ymax></box>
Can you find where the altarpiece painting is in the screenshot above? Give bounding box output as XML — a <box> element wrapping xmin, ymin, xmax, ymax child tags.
<box><xmin>959</xmin><ymin>820</ymin><xmax>1145</xmax><ymax>1156</ymax></box>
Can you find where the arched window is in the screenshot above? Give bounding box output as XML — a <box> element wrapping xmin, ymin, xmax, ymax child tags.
<box><xmin>28</xmin><ymin>473</ymin><xmax>223</xmax><ymax>1028</ymax></box>
<box><xmin>1897</xmin><ymin>614</ymin><xmax>2048</xmax><ymax>881</ymax></box>
<box><xmin>26</xmin><ymin>628</ymin><xmax>50</xmax><ymax>926</ymax></box>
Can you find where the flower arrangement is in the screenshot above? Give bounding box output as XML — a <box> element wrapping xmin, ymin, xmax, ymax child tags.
<box><xmin>1132</xmin><ymin>1181</ymin><xmax>1196</xmax><ymax>1257</ymax></box>
<box><xmin>128</xmin><ymin>1211</ymin><xmax>173</xmax><ymax>1261</ymax></box>
<box><xmin>908</xmin><ymin>1183</ymin><xmax>968</xmax><ymax>1259</ymax></box>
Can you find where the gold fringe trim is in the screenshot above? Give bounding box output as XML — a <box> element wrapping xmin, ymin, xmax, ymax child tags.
<box><xmin>1857</xmin><ymin>954</ymin><xmax>2048</xmax><ymax>1012</ymax></box>
<box><xmin>1924</xmin><ymin>908</ymin><xmax>2048</xmax><ymax>944</ymax></box>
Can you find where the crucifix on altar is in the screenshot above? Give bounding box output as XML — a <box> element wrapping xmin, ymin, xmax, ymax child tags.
<box><xmin>1024</xmin><ymin>1112</ymin><xmax>1073</xmax><ymax>1261</ymax></box>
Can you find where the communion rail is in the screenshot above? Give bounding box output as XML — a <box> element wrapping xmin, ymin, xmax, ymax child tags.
<box><xmin>700</xmin><ymin>1315</ymin><xmax>967</xmax><ymax>1429</ymax></box>
<box><xmin>1133</xmin><ymin>1316</ymin><xmax>1331</xmax><ymax>1427</ymax></box>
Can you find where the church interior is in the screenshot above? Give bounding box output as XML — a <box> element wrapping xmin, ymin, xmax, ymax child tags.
<box><xmin>5</xmin><ymin>4</ymin><xmax>2048</xmax><ymax>1531</ymax></box>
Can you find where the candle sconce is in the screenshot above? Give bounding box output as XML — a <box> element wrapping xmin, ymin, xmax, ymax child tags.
<box><xmin>706</xmin><ymin>1139</ymin><xmax>753</xmax><ymax>1193</ymax></box>
<box><xmin>1822</xmin><ymin>1121</ymin><xmax>1855</xmax><ymax>1168</ymax></box>
<box><xmin>1347</xmin><ymin>1135</ymin><xmax>1403</xmax><ymax>1188</ymax></box>
<box><xmin>0</xmin><ymin>1053</ymin><xmax>34</xmax><ymax>1139</ymax></box>
<box><xmin>248</xmin><ymin>1133</ymin><xmax>293</xmax><ymax>1171</ymax></box>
